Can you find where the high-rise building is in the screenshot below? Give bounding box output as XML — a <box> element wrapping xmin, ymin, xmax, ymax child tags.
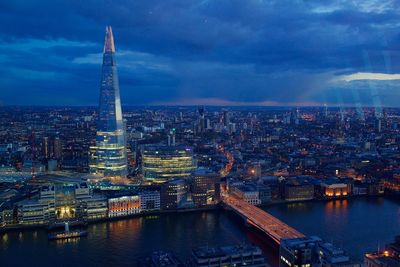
<box><xmin>222</xmin><ymin>110</ymin><xmax>230</xmax><ymax>127</ymax></box>
<box><xmin>197</xmin><ymin>106</ymin><xmax>205</xmax><ymax>133</ymax></box>
<box><xmin>142</xmin><ymin>145</ymin><xmax>196</xmax><ymax>183</ymax></box>
<box><xmin>167</xmin><ymin>129</ymin><xmax>176</xmax><ymax>146</ymax></box>
<box><xmin>42</xmin><ymin>137</ymin><xmax>50</xmax><ymax>159</ymax></box>
<box><xmin>53</xmin><ymin>137</ymin><xmax>62</xmax><ymax>159</ymax></box>
<box><xmin>90</xmin><ymin>26</ymin><xmax>128</xmax><ymax>179</ymax></box>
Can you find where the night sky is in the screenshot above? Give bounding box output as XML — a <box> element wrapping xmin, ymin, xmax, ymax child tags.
<box><xmin>1</xmin><ymin>0</ymin><xmax>400</xmax><ymax>107</ymax></box>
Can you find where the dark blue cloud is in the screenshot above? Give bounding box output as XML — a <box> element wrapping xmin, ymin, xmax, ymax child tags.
<box><xmin>0</xmin><ymin>0</ymin><xmax>399</xmax><ymax>106</ymax></box>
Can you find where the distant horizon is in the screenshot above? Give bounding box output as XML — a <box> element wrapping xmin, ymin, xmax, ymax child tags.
<box><xmin>1</xmin><ymin>104</ymin><xmax>399</xmax><ymax>109</ymax></box>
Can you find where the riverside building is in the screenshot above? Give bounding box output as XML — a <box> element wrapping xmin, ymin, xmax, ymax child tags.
<box><xmin>7</xmin><ymin>183</ymin><xmax>108</xmax><ymax>227</ymax></box>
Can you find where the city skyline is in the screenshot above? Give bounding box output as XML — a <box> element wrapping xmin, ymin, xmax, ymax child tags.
<box><xmin>1</xmin><ymin>1</ymin><xmax>400</xmax><ymax>107</ymax></box>
<box><xmin>0</xmin><ymin>2</ymin><xmax>400</xmax><ymax>266</ymax></box>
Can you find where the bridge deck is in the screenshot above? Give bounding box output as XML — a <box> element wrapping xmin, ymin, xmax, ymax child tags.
<box><xmin>223</xmin><ymin>195</ymin><xmax>305</xmax><ymax>244</ymax></box>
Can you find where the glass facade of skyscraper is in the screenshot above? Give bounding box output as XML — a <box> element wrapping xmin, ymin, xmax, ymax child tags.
<box><xmin>90</xmin><ymin>26</ymin><xmax>128</xmax><ymax>178</ymax></box>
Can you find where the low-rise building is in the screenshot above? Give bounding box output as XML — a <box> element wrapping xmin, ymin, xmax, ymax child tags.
<box><xmin>318</xmin><ymin>242</ymin><xmax>359</xmax><ymax>267</ymax></box>
<box><xmin>139</xmin><ymin>191</ymin><xmax>161</xmax><ymax>212</ymax></box>
<box><xmin>280</xmin><ymin>236</ymin><xmax>321</xmax><ymax>267</ymax></box>
<box><xmin>280</xmin><ymin>236</ymin><xmax>360</xmax><ymax>267</ymax></box>
<box><xmin>0</xmin><ymin>203</ymin><xmax>16</xmax><ymax>226</ymax></box>
<box><xmin>321</xmin><ymin>181</ymin><xmax>349</xmax><ymax>198</ymax></box>
<box><xmin>80</xmin><ymin>194</ymin><xmax>108</xmax><ymax>220</ymax></box>
<box><xmin>17</xmin><ymin>199</ymin><xmax>55</xmax><ymax>225</ymax></box>
<box><xmin>190</xmin><ymin>244</ymin><xmax>267</xmax><ymax>267</ymax></box>
<box><xmin>108</xmin><ymin>195</ymin><xmax>140</xmax><ymax>218</ymax></box>
<box><xmin>257</xmin><ymin>184</ymin><xmax>272</xmax><ymax>204</ymax></box>
<box><xmin>138</xmin><ymin>251</ymin><xmax>184</xmax><ymax>267</ymax></box>
<box><xmin>15</xmin><ymin>182</ymin><xmax>107</xmax><ymax>225</ymax></box>
<box><xmin>364</xmin><ymin>236</ymin><xmax>400</xmax><ymax>267</ymax></box>
<box><xmin>231</xmin><ymin>184</ymin><xmax>261</xmax><ymax>205</ymax></box>
<box><xmin>283</xmin><ymin>177</ymin><xmax>314</xmax><ymax>201</ymax></box>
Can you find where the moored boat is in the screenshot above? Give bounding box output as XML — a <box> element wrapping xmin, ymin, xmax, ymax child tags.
<box><xmin>48</xmin><ymin>222</ymin><xmax>88</xmax><ymax>240</ymax></box>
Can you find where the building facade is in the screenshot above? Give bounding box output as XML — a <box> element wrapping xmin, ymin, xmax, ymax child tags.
<box><xmin>230</xmin><ymin>184</ymin><xmax>261</xmax><ymax>205</ymax></box>
<box><xmin>161</xmin><ymin>179</ymin><xmax>188</xmax><ymax>210</ymax></box>
<box><xmin>108</xmin><ymin>195</ymin><xmax>141</xmax><ymax>218</ymax></box>
<box><xmin>139</xmin><ymin>191</ymin><xmax>161</xmax><ymax>212</ymax></box>
<box><xmin>192</xmin><ymin>168</ymin><xmax>220</xmax><ymax>207</ymax></box>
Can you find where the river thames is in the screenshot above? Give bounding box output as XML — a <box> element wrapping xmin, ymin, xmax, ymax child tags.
<box><xmin>1</xmin><ymin>197</ymin><xmax>399</xmax><ymax>266</ymax></box>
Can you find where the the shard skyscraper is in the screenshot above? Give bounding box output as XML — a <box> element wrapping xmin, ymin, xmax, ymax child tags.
<box><xmin>90</xmin><ymin>26</ymin><xmax>128</xmax><ymax>179</ymax></box>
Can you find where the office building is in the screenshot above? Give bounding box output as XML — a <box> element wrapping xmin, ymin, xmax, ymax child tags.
<box><xmin>53</xmin><ymin>137</ymin><xmax>63</xmax><ymax>159</ymax></box>
<box><xmin>283</xmin><ymin>178</ymin><xmax>315</xmax><ymax>201</ymax></box>
<box><xmin>139</xmin><ymin>191</ymin><xmax>161</xmax><ymax>212</ymax></box>
<box><xmin>192</xmin><ymin>168</ymin><xmax>220</xmax><ymax>207</ymax></box>
<box><xmin>17</xmin><ymin>199</ymin><xmax>55</xmax><ymax>225</ymax></box>
<box><xmin>74</xmin><ymin>183</ymin><xmax>108</xmax><ymax>220</ymax></box>
<box><xmin>196</xmin><ymin>106</ymin><xmax>206</xmax><ymax>133</ymax></box>
<box><xmin>78</xmin><ymin>194</ymin><xmax>108</xmax><ymax>220</ymax></box>
<box><xmin>90</xmin><ymin>26</ymin><xmax>128</xmax><ymax>179</ymax></box>
<box><xmin>42</xmin><ymin>136</ymin><xmax>50</xmax><ymax>159</ymax></box>
<box><xmin>161</xmin><ymin>179</ymin><xmax>188</xmax><ymax>210</ymax></box>
<box><xmin>142</xmin><ymin>145</ymin><xmax>196</xmax><ymax>183</ymax></box>
<box><xmin>15</xmin><ymin>183</ymin><xmax>108</xmax><ymax>225</ymax></box>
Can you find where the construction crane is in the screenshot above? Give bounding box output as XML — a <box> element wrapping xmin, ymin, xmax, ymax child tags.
<box><xmin>31</xmin><ymin>131</ymin><xmax>36</xmax><ymax>182</ymax></box>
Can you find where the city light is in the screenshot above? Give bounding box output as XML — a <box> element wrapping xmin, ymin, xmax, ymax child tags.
<box><xmin>1</xmin><ymin>1</ymin><xmax>400</xmax><ymax>266</ymax></box>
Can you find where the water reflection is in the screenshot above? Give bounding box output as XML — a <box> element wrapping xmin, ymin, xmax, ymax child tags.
<box><xmin>286</xmin><ymin>202</ymin><xmax>309</xmax><ymax>210</ymax></box>
<box><xmin>265</xmin><ymin>197</ymin><xmax>399</xmax><ymax>261</ymax></box>
<box><xmin>325</xmin><ymin>200</ymin><xmax>349</xmax><ymax>216</ymax></box>
<box><xmin>2</xmin><ymin>233</ymin><xmax>8</xmax><ymax>246</ymax></box>
<box><xmin>0</xmin><ymin>199</ymin><xmax>399</xmax><ymax>267</ymax></box>
<box><xmin>55</xmin><ymin>237</ymin><xmax>81</xmax><ymax>247</ymax></box>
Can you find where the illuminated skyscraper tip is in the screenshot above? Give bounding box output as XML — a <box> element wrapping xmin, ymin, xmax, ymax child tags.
<box><xmin>90</xmin><ymin>26</ymin><xmax>128</xmax><ymax>180</ymax></box>
<box><xmin>104</xmin><ymin>26</ymin><xmax>115</xmax><ymax>53</ymax></box>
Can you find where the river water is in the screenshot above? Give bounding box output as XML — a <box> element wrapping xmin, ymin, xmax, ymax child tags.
<box><xmin>1</xmin><ymin>197</ymin><xmax>399</xmax><ymax>266</ymax></box>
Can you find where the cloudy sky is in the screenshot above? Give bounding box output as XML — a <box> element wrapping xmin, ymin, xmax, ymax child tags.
<box><xmin>1</xmin><ymin>0</ymin><xmax>400</xmax><ymax>106</ymax></box>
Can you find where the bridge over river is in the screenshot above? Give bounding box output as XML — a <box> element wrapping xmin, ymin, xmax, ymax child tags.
<box><xmin>222</xmin><ymin>194</ymin><xmax>305</xmax><ymax>244</ymax></box>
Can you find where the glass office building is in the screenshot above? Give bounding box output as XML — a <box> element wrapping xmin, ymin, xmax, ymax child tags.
<box><xmin>90</xmin><ymin>26</ymin><xmax>128</xmax><ymax>179</ymax></box>
<box><xmin>142</xmin><ymin>145</ymin><xmax>196</xmax><ymax>183</ymax></box>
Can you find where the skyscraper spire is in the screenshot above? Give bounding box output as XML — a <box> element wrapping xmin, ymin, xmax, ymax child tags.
<box><xmin>90</xmin><ymin>26</ymin><xmax>128</xmax><ymax>180</ymax></box>
<box><xmin>103</xmin><ymin>26</ymin><xmax>115</xmax><ymax>53</ymax></box>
